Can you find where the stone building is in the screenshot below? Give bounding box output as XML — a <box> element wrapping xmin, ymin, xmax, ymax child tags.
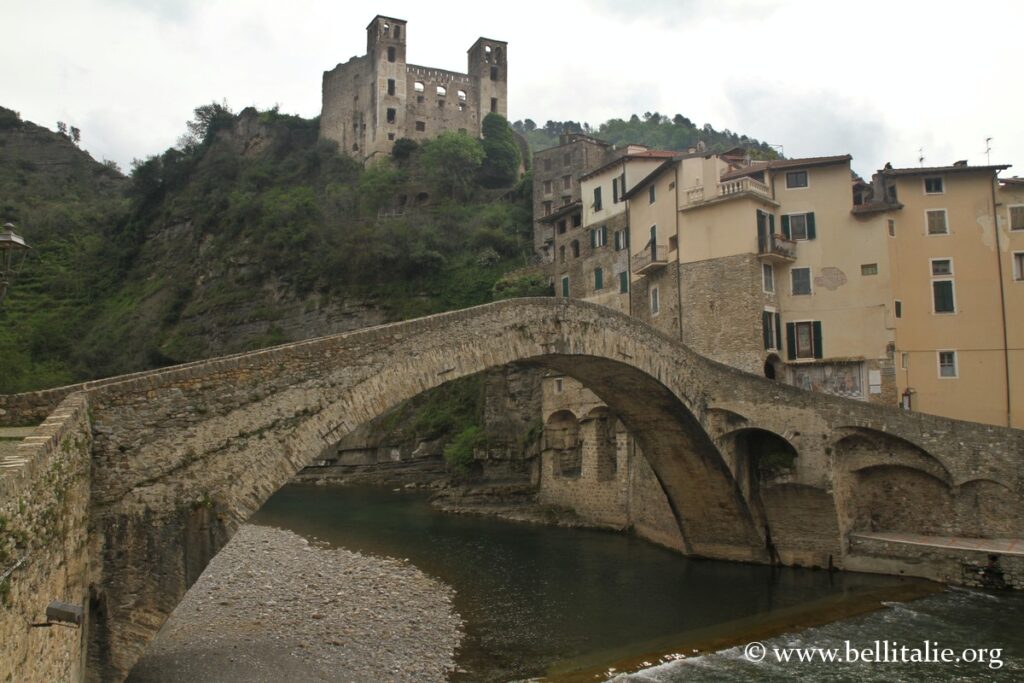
<box><xmin>320</xmin><ymin>15</ymin><xmax>507</xmax><ymax>161</ymax></box>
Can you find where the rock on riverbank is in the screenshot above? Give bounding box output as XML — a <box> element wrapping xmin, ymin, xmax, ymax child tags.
<box><xmin>127</xmin><ymin>525</ymin><xmax>462</xmax><ymax>683</ymax></box>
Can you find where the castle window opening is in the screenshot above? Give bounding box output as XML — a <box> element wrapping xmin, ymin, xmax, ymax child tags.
<box><xmin>484</xmin><ymin>45</ymin><xmax>492</xmax><ymax>62</ymax></box>
<box><xmin>388</xmin><ymin>133</ymin><xmax>395</xmax><ymax>141</ymax></box>
<box><xmin>458</xmin><ymin>103</ymin><xmax>466</xmax><ymax>111</ymax></box>
<box><xmin>490</xmin><ymin>66</ymin><xmax>498</xmax><ymax>81</ymax></box>
<box><xmin>490</xmin><ymin>97</ymin><xmax>498</xmax><ymax>113</ymax></box>
<box><xmin>495</xmin><ymin>47</ymin><xmax>503</xmax><ymax>64</ymax></box>
<box><xmin>416</xmin><ymin>192</ymin><xmax>430</xmax><ymax>203</ymax></box>
<box><xmin>387</xmin><ymin>78</ymin><xmax>396</xmax><ymax>95</ymax></box>
<box><xmin>386</xmin><ymin>108</ymin><xmax>397</xmax><ymax>124</ymax></box>
<box><xmin>393</xmin><ymin>25</ymin><xmax>401</xmax><ymax>39</ymax></box>
<box><xmin>457</xmin><ymin>90</ymin><xmax>467</xmax><ymax>101</ymax></box>
<box><xmin>438</xmin><ymin>100</ymin><xmax>445</xmax><ymax>109</ymax></box>
<box><xmin>415</xmin><ymin>120</ymin><xmax>426</xmax><ymax>132</ymax></box>
<box><xmin>352</xmin><ymin>143</ymin><xmax>359</xmax><ymax>151</ymax></box>
<box><xmin>437</xmin><ymin>85</ymin><xmax>447</xmax><ymax>96</ymax></box>
<box><xmin>387</xmin><ymin>46</ymin><xmax>396</xmax><ymax>62</ymax></box>
<box><xmin>414</xmin><ymin>81</ymin><xmax>425</xmax><ymax>92</ymax></box>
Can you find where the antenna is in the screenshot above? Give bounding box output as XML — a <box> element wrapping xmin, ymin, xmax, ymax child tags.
<box><xmin>918</xmin><ymin>148</ymin><xmax>925</xmax><ymax>167</ymax></box>
<box><xmin>985</xmin><ymin>137</ymin><xmax>992</xmax><ymax>165</ymax></box>
<box><xmin>768</xmin><ymin>143</ymin><xmax>783</xmax><ymax>158</ymax></box>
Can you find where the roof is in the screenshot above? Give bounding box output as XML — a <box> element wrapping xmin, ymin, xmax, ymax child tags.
<box><xmin>578</xmin><ymin>150</ymin><xmax>676</xmax><ymax>182</ymax></box>
<box><xmin>851</xmin><ymin>201</ymin><xmax>903</xmax><ymax>216</ymax></box>
<box><xmin>538</xmin><ymin>201</ymin><xmax>582</xmax><ymax>224</ymax></box>
<box><xmin>1000</xmin><ymin>177</ymin><xmax>1024</xmax><ymax>186</ymax></box>
<box><xmin>720</xmin><ymin>155</ymin><xmax>852</xmax><ymax>181</ymax></box>
<box><xmin>880</xmin><ymin>163</ymin><xmax>1011</xmax><ymax>177</ymax></box>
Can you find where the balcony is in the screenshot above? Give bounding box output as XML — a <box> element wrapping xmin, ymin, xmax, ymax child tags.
<box><xmin>631</xmin><ymin>242</ymin><xmax>670</xmax><ymax>275</ymax></box>
<box><xmin>681</xmin><ymin>177</ymin><xmax>773</xmax><ymax>208</ymax></box>
<box><xmin>758</xmin><ymin>233</ymin><xmax>796</xmax><ymax>262</ymax></box>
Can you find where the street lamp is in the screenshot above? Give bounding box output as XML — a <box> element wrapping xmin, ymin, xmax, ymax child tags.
<box><xmin>0</xmin><ymin>222</ymin><xmax>30</xmax><ymax>305</ymax></box>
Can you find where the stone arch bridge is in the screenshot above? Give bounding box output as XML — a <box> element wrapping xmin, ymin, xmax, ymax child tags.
<box><xmin>1</xmin><ymin>298</ymin><xmax>1022</xmax><ymax>682</ymax></box>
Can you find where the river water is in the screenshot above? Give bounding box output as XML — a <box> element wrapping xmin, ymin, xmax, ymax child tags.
<box><xmin>249</xmin><ymin>483</ymin><xmax>1024</xmax><ymax>681</ymax></box>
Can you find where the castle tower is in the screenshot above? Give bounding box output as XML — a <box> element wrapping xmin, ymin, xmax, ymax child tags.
<box><xmin>467</xmin><ymin>37</ymin><xmax>508</xmax><ymax>130</ymax></box>
<box><xmin>365</xmin><ymin>16</ymin><xmax>408</xmax><ymax>158</ymax></box>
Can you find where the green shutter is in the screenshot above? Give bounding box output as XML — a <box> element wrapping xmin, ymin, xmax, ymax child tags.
<box><xmin>561</xmin><ymin>277</ymin><xmax>569</xmax><ymax>298</ymax></box>
<box><xmin>601</xmin><ymin>225</ymin><xmax>608</xmax><ymax>245</ymax></box>
<box><xmin>934</xmin><ymin>281</ymin><xmax>955</xmax><ymax>312</ymax></box>
<box><xmin>786</xmin><ymin>322</ymin><xmax>796</xmax><ymax>360</ymax></box>
<box><xmin>781</xmin><ymin>215</ymin><xmax>791</xmax><ymax>239</ymax></box>
<box><xmin>807</xmin><ymin>212</ymin><xmax>817</xmax><ymax>240</ymax></box>
<box><xmin>812</xmin><ymin>321</ymin><xmax>823</xmax><ymax>359</ymax></box>
<box><xmin>619</xmin><ymin>271</ymin><xmax>628</xmax><ymax>293</ymax></box>
<box><xmin>590</xmin><ymin>229</ymin><xmax>596</xmax><ymax>248</ymax></box>
<box><xmin>613</xmin><ymin>178</ymin><xmax>619</xmax><ymax>203</ymax></box>
<box><xmin>769</xmin><ymin>213</ymin><xmax>775</xmax><ymax>234</ymax></box>
<box><xmin>762</xmin><ymin>311</ymin><xmax>771</xmax><ymax>350</ymax></box>
<box><xmin>774</xmin><ymin>312</ymin><xmax>782</xmax><ymax>350</ymax></box>
<box><xmin>595</xmin><ymin>268</ymin><xmax>603</xmax><ymax>290</ymax></box>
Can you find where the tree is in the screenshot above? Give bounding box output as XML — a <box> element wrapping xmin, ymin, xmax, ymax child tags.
<box><xmin>70</xmin><ymin>126</ymin><xmax>81</xmax><ymax>145</ymax></box>
<box><xmin>177</xmin><ymin>100</ymin><xmax>234</xmax><ymax>150</ymax></box>
<box><xmin>420</xmin><ymin>132</ymin><xmax>484</xmax><ymax>200</ymax></box>
<box><xmin>479</xmin><ymin>113</ymin><xmax>521</xmax><ymax>189</ymax></box>
<box><xmin>56</xmin><ymin>121</ymin><xmax>68</xmax><ymax>137</ymax></box>
<box><xmin>391</xmin><ymin>137</ymin><xmax>418</xmax><ymax>161</ymax></box>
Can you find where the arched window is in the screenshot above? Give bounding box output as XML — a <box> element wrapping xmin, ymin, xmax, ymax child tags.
<box><xmin>484</xmin><ymin>45</ymin><xmax>492</xmax><ymax>63</ymax></box>
<box><xmin>457</xmin><ymin>90</ymin><xmax>467</xmax><ymax>101</ymax></box>
<box><xmin>436</xmin><ymin>85</ymin><xmax>447</xmax><ymax>97</ymax></box>
<box><xmin>414</xmin><ymin>81</ymin><xmax>425</xmax><ymax>93</ymax></box>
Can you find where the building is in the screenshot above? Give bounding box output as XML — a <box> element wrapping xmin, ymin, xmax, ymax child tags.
<box><xmin>320</xmin><ymin>16</ymin><xmax>507</xmax><ymax>161</ymax></box>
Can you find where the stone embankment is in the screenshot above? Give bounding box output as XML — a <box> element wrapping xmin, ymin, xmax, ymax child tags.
<box><xmin>127</xmin><ymin>525</ymin><xmax>462</xmax><ymax>683</ymax></box>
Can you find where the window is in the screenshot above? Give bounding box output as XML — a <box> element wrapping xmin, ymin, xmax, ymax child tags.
<box><xmin>901</xmin><ymin>352</ymin><xmax>909</xmax><ymax>369</ymax></box>
<box><xmin>438</xmin><ymin>99</ymin><xmax>445</xmax><ymax>109</ymax></box>
<box><xmin>387</xmin><ymin>132</ymin><xmax>395</xmax><ymax>141</ymax></box>
<box><xmin>572</xmin><ymin>213</ymin><xmax>582</xmax><ymax>228</ymax></box>
<box><xmin>558</xmin><ymin>245</ymin><xmax>566</xmax><ymax>263</ymax></box>
<box><xmin>791</xmin><ymin>267</ymin><xmax>811</xmax><ymax>295</ymax></box>
<box><xmin>561</xmin><ymin>276</ymin><xmax>569</xmax><ymax>298</ymax></box>
<box><xmin>594</xmin><ymin>268</ymin><xmax>604</xmax><ymax>290</ymax></box>
<box><xmin>786</xmin><ymin>170</ymin><xmax>808</xmax><ymax>189</ymax></box>
<box><xmin>619</xmin><ymin>271</ymin><xmax>629</xmax><ymax>294</ymax></box>
<box><xmin>782</xmin><ymin>212</ymin><xmax>816</xmax><ymax>240</ymax></box>
<box><xmin>888</xmin><ymin>219</ymin><xmax>896</xmax><ymax>237</ymax></box>
<box><xmin>543</xmin><ymin>180</ymin><xmax>552</xmax><ymax>194</ymax></box>
<box><xmin>557</xmin><ymin>220</ymin><xmax>567</xmax><ymax>235</ymax></box>
<box><xmin>938</xmin><ymin>350</ymin><xmax>957</xmax><ymax>378</ymax></box>
<box><xmin>649</xmin><ymin>185</ymin><xmax>656</xmax><ymax>204</ymax></box>
<box><xmin>414</xmin><ymin>81</ymin><xmax>425</xmax><ymax>92</ymax></box>
<box><xmin>393</xmin><ymin>25</ymin><xmax>401</xmax><ymax>39</ymax></box>
<box><xmin>861</xmin><ymin>263</ymin><xmax>878</xmax><ymax>276</ymax></box>
<box><xmin>933</xmin><ymin>280</ymin><xmax>955</xmax><ymax>313</ymax></box>
<box><xmin>458</xmin><ymin>90</ymin><xmax>467</xmax><ymax>101</ymax></box>
<box><xmin>762</xmin><ymin>310</ymin><xmax>781</xmax><ymax>350</ymax></box>
<box><xmin>1014</xmin><ymin>252</ymin><xmax>1024</xmax><ymax>281</ymax></box>
<box><xmin>563</xmin><ymin>175</ymin><xmax>571</xmax><ymax>190</ymax></box>
<box><xmin>927</xmin><ymin>209</ymin><xmax>948</xmax><ymax>235</ymax></box>
<box><xmin>786</xmin><ymin>321</ymin><xmax>823</xmax><ymax>360</ymax></box>
<box><xmin>593</xmin><ymin>187</ymin><xmax>603</xmax><ymax>211</ymax></box>
<box><xmin>435</xmin><ymin>85</ymin><xmax>446</xmax><ymax>97</ymax></box>
<box><xmin>614</xmin><ymin>230</ymin><xmax>627</xmax><ymax>251</ymax></box>
<box><xmin>415</xmin><ymin>120</ymin><xmax>426</xmax><ymax>132</ymax></box>
<box><xmin>490</xmin><ymin>98</ymin><xmax>498</xmax><ymax>113</ymax></box>
<box><xmin>612</xmin><ymin>177</ymin><xmax>619</xmax><ymax>203</ymax></box>
<box><xmin>386</xmin><ymin>107</ymin><xmax>396</xmax><ymax>123</ymax></box>
<box><xmin>924</xmin><ymin>176</ymin><xmax>944</xmax><ymax>194</ymax></box>
<box><xmin>762</xmin><ymin>263</ymin><xmax>774</xmax><ymax>293</ymax></box>
<box><xmin>571</xmin><ymin>240</ymin><xmax>580</xmax><ymax>258</ymax></box>
<box><xmin>387</xmin><ymin>46</ymin><xmax>396</xmax><ymax>62</ymax></box>
<box><xmin>650</xmin><ymin>286</ymin><xmax>660</xmax><ymax>315</ymax></box>
<box><xmin>563</xmin><ymin>152</ymin><xmax>572</xmax><ymax>167</ymax></box>
<box><xmin>554</xmin><ymin>377</ymin><xmax>563</xmax><ymax>393</ymax></box>
<box><xmin>931</xmin><ymin>258</ymin><xmax>952</xmax><ymax>276</ymax></box>
<box><xmin>1010</xmin><ymin>206</ymin><xmax>1024</xmax><ymax>230</ymax></box>
<box><xmin>490</xmin><ymin>66</ymin><xmax>498</xmax><ymax>81</ymax></box>
<box><xmin>543</xmin><ymin>158</ymin><xmax>552</xmax><ymax>172</ymax></box>
<box><xmin>387</xmin><ymin>79</ymin><xmax>396</xmax><ymax>96</ymax></box>
<box><xmin>668</xmin><ymin>235</ymin><xmax>678</xmax><ymax>252</ymax></box>
<box><xmin>590</xmin><ymin>225</ymin><xmax>608</xmax><ymax>248</ymax></box>
<box><xmin>543</xmin><ymin>201</ymin><xmax>553</xmax><ymax>216</ymax></box>
<box><xmin>895</xmin><ymin>300</ymin><xmax>902</xmax><ymax>318</ymax></box>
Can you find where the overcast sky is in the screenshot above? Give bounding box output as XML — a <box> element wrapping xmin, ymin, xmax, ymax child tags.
<box><xmin>4</xmin><ymin>0</ymin><xmax>1021</xmax><ymax>179</ymax></box>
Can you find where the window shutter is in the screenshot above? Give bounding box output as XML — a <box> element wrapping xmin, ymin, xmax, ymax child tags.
<box><xmin>812</xmin><ymin>321</ymin><xmax>823</xmax><ymax>359</ymax></box>
<box><xmin>781</xmin><ymin>215</ymin><xmax>791</xmax><ymax>239</ymax></box>
<box><xmin>590</xmin><ymin>229</ymin><xmax>596</xmax><ymax>248</ymax></box>
<box><xmin>595</xmin><ymin>268</ymin><xmax>603</xmax><ymax>290</ymax></box>
<box><xmin>762</xmin><ymin>311</ymin><xmax>771</xmax><ymax>350</ymax></box>
<box><xmin>807</xmin><ymin>212</ymin><xmax>817</xmax><ymax>240</ymax></box>
<box><xmin>774</xmin><ymin>312</ymin><xmax>782</xmax><ymax>350</ymax></box>
<box><xmin>619</xmin><ymin>271</ymin><xmax>628</xmax><ymax>293</ymax></box>
<box><xmin>786</xmin><ymin>322</ymin><xmax>796</xmax><ymax>360</ymax></box>
<box><xmin>613</xmin><ymin>178</ymin><xmax>619</xmax><ymax>204</ymax></box>
<box><xmin>601</xmin><ymin>225</ymin><xmax>608</xmax><ymax>245</ymax></box>
<box><xmin>769</xmin><ymin>213</ymin><xmax>776</xmax><ymax>234</ymax></box>
<box><xmin>561</xmin><ymin>277</ymin><xmax>569</xmax><ymax>298</ymax></box>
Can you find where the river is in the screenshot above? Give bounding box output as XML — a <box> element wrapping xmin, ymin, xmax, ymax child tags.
<box><xmin>246</xmin><ymin>483</ymin><xmax>1024</xmax><ymax>681</ymax></box>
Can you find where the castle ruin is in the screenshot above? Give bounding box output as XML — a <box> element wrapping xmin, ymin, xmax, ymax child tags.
<box><xmin>320</xmin><ymin>15</ymin><xmax>508</xmax><ymax>161</ymax></box>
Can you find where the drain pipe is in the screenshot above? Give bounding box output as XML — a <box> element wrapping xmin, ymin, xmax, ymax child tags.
<box><xmin>990</xmin><ymin>172</ymin><xmax>1012</xmax><ymax>427</ymax></box>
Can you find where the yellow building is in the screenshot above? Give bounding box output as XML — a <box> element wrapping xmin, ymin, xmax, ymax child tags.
<box><xmin>876</xmin><ymin>163</ymin><xmax>1019</xmax><ymax>427</ymax></box>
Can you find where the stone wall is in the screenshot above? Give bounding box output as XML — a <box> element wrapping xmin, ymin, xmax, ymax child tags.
<box><xmin>0</xmin><ymin>393</ymin><xmax>92</xmax><ymax>683</ymax></box>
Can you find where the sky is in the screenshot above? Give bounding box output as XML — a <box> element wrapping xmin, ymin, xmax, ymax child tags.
<box><xmin>3</xmin><ymin>0</ymin><xmax>1021</xmax><ymax>179</ymax></box>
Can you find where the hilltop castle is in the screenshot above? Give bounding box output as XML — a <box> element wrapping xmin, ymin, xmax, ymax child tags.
<box><xmin>320</xmin><ymin>15</ymin><xmax>508</xmax><ymax>161</ymax></box>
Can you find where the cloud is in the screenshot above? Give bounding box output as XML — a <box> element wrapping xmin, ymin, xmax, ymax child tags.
<box><xmin>101</xmin><ymin>0</ymin><xmax>201</xmax><ymax>23</ymax></box>
<box><xmin>585</xmin><ymin>0</ymin><xmax>782</xmax><ymax>24</ymax></box>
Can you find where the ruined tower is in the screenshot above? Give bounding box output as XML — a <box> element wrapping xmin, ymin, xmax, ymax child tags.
<box><xmin>320</xmin><ymin>16</ymin><xmax>508</xmax><ymax>162</ymax></box>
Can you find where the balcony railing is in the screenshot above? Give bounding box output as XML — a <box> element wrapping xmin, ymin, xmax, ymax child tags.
<box><xmin>719</xmin><ymin>176</ymin><xmax>771</xmax><ymax>198</ymax></box>
<box><xmin>631</xmin><ymin>242</ymin><xmax>669</xmax><ymax>275</ymax></box>
<box><xmin>684</xmin><ymin>186</ymin><xmax>705</xmax><ymax>204</ymax></box>
<box><xmin>757</xmin><ymin>233</ymin><xmax>796</xmax><ymax>262</ymax></box>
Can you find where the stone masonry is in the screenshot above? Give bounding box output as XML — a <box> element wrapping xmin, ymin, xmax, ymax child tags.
<box><xmin>0</xmin><ymin>298</ymin><xmax>1022</xmax><ymax>682</ymax></box>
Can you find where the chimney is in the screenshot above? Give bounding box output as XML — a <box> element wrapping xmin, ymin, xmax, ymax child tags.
<box><xmin>953</xmin><ymin>160</ymin><xmax>968</xmax><ymax>167</ymax></box>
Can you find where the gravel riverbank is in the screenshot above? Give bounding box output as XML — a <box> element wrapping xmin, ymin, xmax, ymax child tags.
<box><xmin>127</xmin><ymin>524</ymin><xmax>463</xmax><ymax>683</ymax></box>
